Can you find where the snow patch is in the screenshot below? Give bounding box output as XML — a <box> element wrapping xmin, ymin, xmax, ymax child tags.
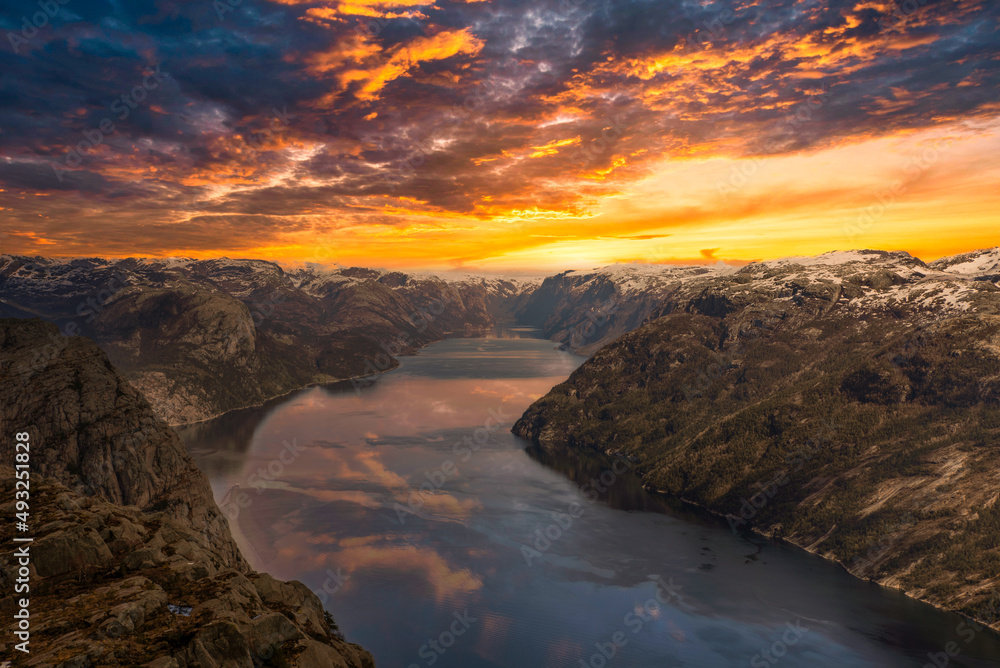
<box><xmin>931</xmin><ymin>247</ymin><xmax>1000</xmax><ymax>276</ymax></box>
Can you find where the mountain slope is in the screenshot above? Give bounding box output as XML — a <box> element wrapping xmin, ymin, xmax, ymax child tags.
<box><xmin>513</xmin><ymin>249</ymin><xmax>1000</xmax><ymax>628</ymax></box>
<box><xmin>930</xmin><ymin>246</ymin><xmax>1000</xmax><ymax>278</ymax></box>
<box><xmin>0</xmin><ymin>318</ymin><xmax>374</xmax><ymax>666</ymax></box>
<box><xmin>2</xmin><ymin>250</ymin><xmax>993</xmax><ymax>426</ymax></box>
<box><xmin>0</xmin><ymin>256</ymin><xmax>534</xmax><ymax>424</ymax></box>
<box><xmin>516</xmin><ymin>262</ymin><xmax>738</xmax><ymax>353</ymax></box>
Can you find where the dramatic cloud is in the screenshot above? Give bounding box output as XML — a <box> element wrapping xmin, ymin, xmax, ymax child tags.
<box><xmin>1</xmin><ymin>0</ymin><xmax>997</xmax><ymax>268</ymax></box>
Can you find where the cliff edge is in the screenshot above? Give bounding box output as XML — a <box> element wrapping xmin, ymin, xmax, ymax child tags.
<box><xmin>0</xmin><ymin>318</ymin><xmax>374</xmax><ymax>667</ymax></box>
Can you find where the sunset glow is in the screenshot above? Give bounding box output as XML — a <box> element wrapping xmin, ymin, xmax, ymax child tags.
<box><xmin>1</xmin><ymin>0</ymin><xmax>997</xmax><ymax>269</ymax></box>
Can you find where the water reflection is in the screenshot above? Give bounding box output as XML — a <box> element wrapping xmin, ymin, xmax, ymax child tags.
<box><xmin>180</xmin><ymin>337</ymin><xmax>1000</xmax><ymax>668</ymax></box>
<box><xmin>523</xmin><ymin>443</ymin><xmax>678</xmax><ymax>515</ymax></box>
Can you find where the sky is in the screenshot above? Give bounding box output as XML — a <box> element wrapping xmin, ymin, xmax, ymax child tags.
<box><xmin>0</xmin><ymin>0</ymin><xmax>998</xmax><ymax>271</ymax></box>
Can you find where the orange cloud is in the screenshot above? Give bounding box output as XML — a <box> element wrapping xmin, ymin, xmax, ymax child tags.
<box><xmin>528</xmin><ymin>137</ymin><xmax>581</xmax><ymax>158</ymax></box>
<box><xmin>338</xmin><ymin>28</ymin><xmax>484</xmax><ymax>100</ymax></box>
<box><xmin>3</xmin><ymin>0</ymin><xmax>997</xmax><ymax>272</ymax></box>
<box><xmin>307</xmin><ymin>32</ymin><xmax>382</xmax><ymax>73</ymax></box>
<box><xmin>272</xmin><ymin>0</ymin><xmax>485</xmax><ymax>17</ymax></box>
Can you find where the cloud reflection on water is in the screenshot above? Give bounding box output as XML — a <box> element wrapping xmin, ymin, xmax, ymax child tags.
<box><xmin>182</xmin><ymin>338</ymin><xmax>1000</xmax><ymax>667</ymax></box>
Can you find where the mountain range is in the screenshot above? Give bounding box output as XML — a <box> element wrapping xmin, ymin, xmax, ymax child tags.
<box><xmin>3</xmin><ymin>246</ymin><xmax>1000</xmax><ymax>637</ymax></box>
<box><xmin>0</xmin><ymin>254</ymin><xmax>750</xmax><ymax>425</ymax></box>
<box><xmin>0</xmin><ymin>256</ymin><xmax>535</xmax><ymax>424</ymax></box>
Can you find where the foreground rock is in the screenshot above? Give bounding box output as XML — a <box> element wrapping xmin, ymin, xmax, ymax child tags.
<box><xmin>0</xmin><ymin>319</ymin><xmax>374</xmax><ymax>666</ymax></box>
<box><xmin>514</xmin><ymin>249</ymin><xmax>1000</xmax><ymax>629</ymax></box>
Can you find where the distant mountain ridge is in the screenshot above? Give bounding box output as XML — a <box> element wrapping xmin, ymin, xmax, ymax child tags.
<box><xmin>1</xmin><ymin>248</ymin><xmax>996</xmax><ymax>425</ymax></box>
<box><xmin>929</xmin><ymin>247</ymin><xmax>1000</xmax><ymax>277</ymax></box>
<box><xmin>517</xmin><ymin>262</ymin><xmax>738</xmax><ymax>354</ymax></box>
<box><xmin>516</xmin><ymin>248</ymin><xmax>1000</xmax><ymax>353</ymax></box>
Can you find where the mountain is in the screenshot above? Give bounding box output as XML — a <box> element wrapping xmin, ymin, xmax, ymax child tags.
<box><xmin>0</xmin><ymin>318</ymin><xmax>374</xmax><ymax>667</ymax></box>
<box><xmin>4</xmin><ymin>247</ymin><xmax>999</xmax><ymax>649</ymax></box>
<box><xmin>513</xmin><ymin>248</ymin><xmax>1000</xmax><ymax>628</ymax></box>
<box><xmin>3</xmin><ymin>250</ymin><xmax>996</xmax><ymax>428</ymax></box>
<box><xmin>0</xmin><ymin>256</ymin><xmax>536</xmax><ymax>424</ymax></box>
<box><xmin>929</xmin><ymin>246</ymin><xmax>1000</xmax><ymax>279</ymax></box>
<box><xmin>517</xmin><ymin>262</ymin><xmax>739</xmax><ymax>353</ymax></box>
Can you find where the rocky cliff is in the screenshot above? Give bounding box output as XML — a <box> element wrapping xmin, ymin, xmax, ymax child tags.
<box><xmin>514</xmin><ymin>248</ymin><xmax>1000</xmax><ymax>629</ymax></box>
<box><xmin>516</xmin><ymin>262</ymin><xmax>737</xmax><ymax>354</ymax></box>
<box><xmin>0</xmin><ymin>319</ymin><xmax>374</xmax><ymax>667</ymax></box>
<box><xmin>0</xmin><ymin>254</ymin><xmax>763</xmax><ymax>427</ymax></box>
<box><xmin>0</xmin><ymin>256</ymin><xmax>536</xmax><ymax>425</ymax></box>
<box><xmin>5</xmin><ymin>251</ymin><xmax>997</xmax><ymax>429</ymax></box>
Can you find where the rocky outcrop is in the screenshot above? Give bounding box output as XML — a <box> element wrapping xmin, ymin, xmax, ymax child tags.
<box><xmin>0</xmin><ymin>318</ymin><xmax>241</xmax><ymax>566</ymax></box>
<box><xmin>513</xmin><ymin>250</ymin><xmax>1000</xmax><ymax>630</ymax></box>
<box><xmin>0</xmin><ymin>319</ymin><xmax>374</xmax><ymax>667</ymax></box>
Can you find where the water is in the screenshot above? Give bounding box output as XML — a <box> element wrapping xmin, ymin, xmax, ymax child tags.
<box><xmin>179</xmin><ymin>334</ymin><xmax>1000</xmax><ymax>667</ymax></box>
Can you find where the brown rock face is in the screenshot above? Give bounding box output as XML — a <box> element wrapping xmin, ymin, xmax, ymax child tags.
<box><xmin>513</xmin><ymin>253</ymin><xmax>1000</xmax><ymax>629</ymax></box>
<box><xmin>0</xmin><ymin>319</ymin><xmax>374</xmax><ymax>667</ymax></box>
<box><xmin>0</xmin><ymin>318</ymin><xmax>243</xmax><ymax>569</ymax></box>
<box><xmin>0</xmin><ymin>256</ymin><xmax>537</xmax><ymax>425</ymax></box>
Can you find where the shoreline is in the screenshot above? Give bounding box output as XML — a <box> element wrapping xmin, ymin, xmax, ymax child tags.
<box><xmin>164</xmin><ymin>324</ymin><xmax>552</xmax><ymax>428</ymax></box>
<box><xmin>516</xmin><ymin>433</ymin><xmax>1000</xmax><ymax>638</ymax></box>
<box><xmin>641</xmin><ymin>484</ymin><xmax>1000</xmax><ymax>635</ymax></box>
<box><xmin>163</xmin><ymin>320</ymin><xmax>1000</xmax><ymax>638</ymax></box>
<box><xmin>164</xmin><ymin>360</ymin><xmax>402</xmax><ymax>428</ymax></box>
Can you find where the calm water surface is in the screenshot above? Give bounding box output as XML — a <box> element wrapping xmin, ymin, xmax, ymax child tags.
<box><xmin>179</xmin><ymin>333</ymin><xmax>1000</xmax><ymax>667</ymax></box>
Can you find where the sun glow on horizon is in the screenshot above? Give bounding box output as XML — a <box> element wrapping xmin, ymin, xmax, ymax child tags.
<box><xmin>37</xmin><ymin>116</ymin><xmax>991</xmax><ymax>273</ymax></box>
<box><xmin>2</xmin><ymin>0</ymin><xmax>997</xmax><ymax>269</ymax></box>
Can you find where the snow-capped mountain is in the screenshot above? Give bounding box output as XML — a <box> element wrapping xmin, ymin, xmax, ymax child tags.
<box><xmin>517</xmin><ymin>248</ymin><xmax>998</xmax><ymax>353</ymax></box>
<box><xmin>929</xmin><ymin>246</ymin><xmax>1000</xmax><ymax>277</ymax></box>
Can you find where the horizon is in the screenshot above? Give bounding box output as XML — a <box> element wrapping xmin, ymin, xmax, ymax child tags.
<box><xmin>2</xmin><ymin>1</ymin><xmax>998</xmax><ymax>270</ymax></box>
<box><xmin>2</xmin><ymin>245</ymin><xmax>995</xmax><ymax>277</ymax></box>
